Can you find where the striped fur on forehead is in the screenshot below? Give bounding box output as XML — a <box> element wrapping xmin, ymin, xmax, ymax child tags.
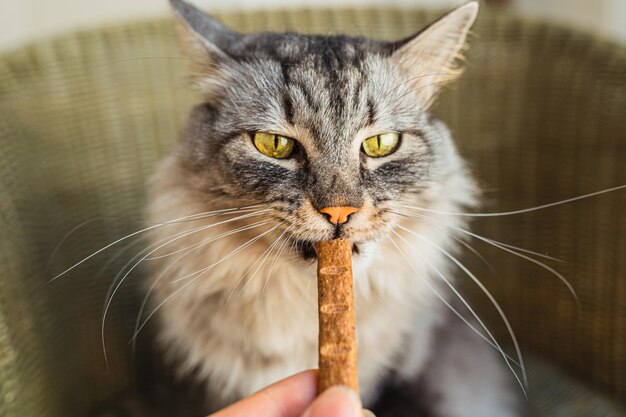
<box><xmin>215</xmin><ymin>34</ymin><xmax>394</xmax><ymax>157</ymax></box>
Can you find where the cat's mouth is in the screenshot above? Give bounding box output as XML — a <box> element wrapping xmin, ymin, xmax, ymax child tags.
<box><xmin>297</xmin><ymin>241</ymin><xmax>360</xmax><ymax>260</ymax></box>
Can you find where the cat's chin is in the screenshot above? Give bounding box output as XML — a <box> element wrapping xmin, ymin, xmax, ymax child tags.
<box><xmin>295</xmin><ymin>240</ymin><xmax>360</xmax><ymax>261</ymax></box>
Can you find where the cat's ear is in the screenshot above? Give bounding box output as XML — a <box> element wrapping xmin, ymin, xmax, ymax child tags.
<box><xmin>390</xmin><ymin>1</ymin><xmax>479</xmax><ymax>109</ymax></box>
<box><xmin>170</xmin><ymin>0</ymin><xmax>241</xmax><ymax>90</ymax></box>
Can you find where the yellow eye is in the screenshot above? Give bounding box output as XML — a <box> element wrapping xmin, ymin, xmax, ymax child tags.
<box><xmin>362</xmin><ymin>133</ymin><xmax>400</xmax><ymax>157</ymax></box>
<box><xmin>253</xmin><ymin>132</ymin><xmax>295</xmax><ymax>159</ymax></box>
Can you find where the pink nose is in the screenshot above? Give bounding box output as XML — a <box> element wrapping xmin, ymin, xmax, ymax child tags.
<box><xmin>319</xmin><ymin>206</ymin><xmax>360</xmax><ymax>225</ymax></box>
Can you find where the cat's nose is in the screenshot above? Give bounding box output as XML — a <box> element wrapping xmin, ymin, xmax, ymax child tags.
<box><xmin>319</xmin><ymin>206</ymin><xmax>360</xmax><ymax>225</ymax></box>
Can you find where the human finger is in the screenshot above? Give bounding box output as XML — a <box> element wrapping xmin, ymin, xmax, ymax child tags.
<box><xmin>300</xmin><ymin>385</ymin><xmax>362</xmax><ymax>417</ymax></box>
<box><xmin>208</xmin><ymin>370</ymin><xmax>317</xmax><ymax>417</ymax></box>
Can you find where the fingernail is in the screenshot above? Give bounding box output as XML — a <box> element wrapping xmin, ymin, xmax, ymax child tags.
<box><xmin>363</xmin><ymin>409</ymin><xmax>376</xmax><ymax>417</ymax></box>
<box><xmin>302</xmin><ymin>386</ymin><xmax>361</xmax><ymax>417</ymax></box>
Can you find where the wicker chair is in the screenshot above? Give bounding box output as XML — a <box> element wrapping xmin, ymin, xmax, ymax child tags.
<box><xmin>0</xmin><ymin>7</ymin><xmax>624</xmax><ymax>417</ymax></box>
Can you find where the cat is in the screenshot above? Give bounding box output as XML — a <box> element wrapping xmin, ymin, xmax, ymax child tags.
<box><xmin>141</xmin><ymin>0</ymin><xmax>527</xmax><ymax>416</ymax></box>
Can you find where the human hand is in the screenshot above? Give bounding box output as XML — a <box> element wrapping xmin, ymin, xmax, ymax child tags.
<box><xmin>208</xmin><ymin>370</ymin><xmax>374</xmax><ymax>417</ymax></box>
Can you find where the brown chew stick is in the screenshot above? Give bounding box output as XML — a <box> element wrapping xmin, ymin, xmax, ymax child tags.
<box><xmin>316</xmin><ymin>239</ymin><xmax>359</xmax><ymax>393</ymax></box>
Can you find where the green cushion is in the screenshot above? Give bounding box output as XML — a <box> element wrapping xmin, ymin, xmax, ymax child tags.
<box><xmin>0</xmin><ymin>8</ymin><xmax>624</xmax><ymax>417</ymax></box>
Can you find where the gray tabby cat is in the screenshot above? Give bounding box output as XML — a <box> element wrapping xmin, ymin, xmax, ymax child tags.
<box><xmin>144</xmin><ymin>0</ymin><xmax>526</xmax><ymax>415</ymax></box>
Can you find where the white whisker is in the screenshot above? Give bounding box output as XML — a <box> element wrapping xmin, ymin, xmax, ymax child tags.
<box><xmin>145</xmin><ymin>219</ymin><xmax>270</xmax><ymax>260</ymax></box>
<box><xmin>484</xmin><ymin>239</ymin><xmax>564</xmax><ymax>263</ymax></box>
<box><xmin>101</xmin><ymin>210</ymin><xmax>270</xmax><ymax>363</ymax></box>
<box><xmin>48</xmin><ymin>205</ymin><xmax>269</xmax><ymax>284</ymax></box>
<box><xmin>226</xmin><ymin>225</ymin><xmax>291</xmax><ymax>305</ymax></box>
<box><xmin>394</xmin><ymin>226</ymin><xmax>528</xmax><ymax>390</ymax></box>
<box><xmin>92</xmin><ymin>233</ymin><xmax>152</xmax><ymax>285</ymax></box>
<box><xmin>470</xmin><ymin>229</ymin><xmax>579</xmax><ymax>307</ymax></box>
<box><xmin>262</xmin><ymin>230</ymin><xmax>293</xmax><ymax>297</ymax></box>
<box><xmin>288</xmin><ymin>237</ymin><xmax>297</xmax><ymax>258</ymax></box>
<box><xmin>399</xmin><ymin>211</ymin><xmax>578</xmax><ymax>305</ymax></box>
<box><xmin>132</xmin><ymin>224</ymin><xmax>281</xmax><ymax>340</ymax></box>
<box><xmin>399</xmin><ymin>184</ymin><xmax>626</xmax><ymax>218</ymax></box>
<box><xmin>387</xmin><ymin>234</ymin><xmax>508</xmax><ymax>361</ymax></box>
<box><xmin>129</xmin><ymin>220</ymin><xmax>271</xmax><ymax>350</ymax></box>
<box><xmin>395</xmin><ymin>210</ymin><xmax>563</xmax><ymax>263</ymax></box>
<box><xmin>104</xmin><ymin>223</ymin><xmax>218</xmax><ymax>311</ymax></box>
<box><xmin>451</xmin><ymin>235</ymin><xmax>497</xmax><ymax>275</ymax></box>
<box><xmin>169</xmin><ymin>223</ymin><xmax>282</xmax><ymax>285</ymax></box>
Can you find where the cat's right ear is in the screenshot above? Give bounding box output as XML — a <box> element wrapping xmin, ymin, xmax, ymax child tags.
<box><xmin>389</xmin><ymin>1</ymin><xmax>479</xmax><ymax>109</ymax></box>
<box><xmin>170</xmin><ymin>0</ymin><xmax>240</xmax><ymax>90</ymax></box>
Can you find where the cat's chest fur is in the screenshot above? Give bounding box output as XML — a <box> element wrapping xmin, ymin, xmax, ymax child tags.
<box><xmin>146</xmin><ymin>158</ymin><xmax>457</xmax><ymax>409</ymax></box>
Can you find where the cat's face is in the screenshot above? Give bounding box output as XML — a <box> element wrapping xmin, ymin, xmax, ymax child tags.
<box><xmin>172</xmin><ymin>0</ymin><xmax>478</xmax><ymax>260</ymax></box>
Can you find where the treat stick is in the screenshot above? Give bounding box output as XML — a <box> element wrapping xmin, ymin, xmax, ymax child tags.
<box><xmin>316</xmin><ymin>239</ymin><xmax>359</xmax><ymax>393</ymax></box>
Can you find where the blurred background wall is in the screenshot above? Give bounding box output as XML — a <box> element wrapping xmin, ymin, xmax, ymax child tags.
<box><xmin>0</xmin><ymin>0</ymin><xmax>625</xmax><ymax>51</ymax></box>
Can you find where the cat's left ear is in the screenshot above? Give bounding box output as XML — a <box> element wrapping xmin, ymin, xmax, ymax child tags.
<box><xmin>390</xmin><ymin>1</ymin><xmax>479</xmax><ymax>108</ymax></box>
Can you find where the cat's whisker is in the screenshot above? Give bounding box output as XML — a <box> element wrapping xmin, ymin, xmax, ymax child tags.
<box><xmin>394</xmin><ymin>210</ymin><xmax>563</xmax><ymax>263</ymax></box>
<box><xmin>288</xmin><ymin>237</ymin><xmax>297</xmax><ymax>258</ymax></box>
<box><xmin>92</xmin><ymin>233</ymin><xmax>153</xmax><ymax>286</ymax></box>
<box><xmin>451</xmin><ymin>235</ymin><xmax>498</xmax><ymax>275</ymax></box>
<box><xmin>484</xmin><ymin>238</ymin><xmax>564</xmax><ymax>263</ymax></box>
<box><xmin>290</xmin><ymin>239</ymin><xmax>299</xmax><ymax>259</ymax></box>
<box><xmin>169</xmin><ymin>223</ymin><xmax>282</xmax><ymax>285</ymax></box>
<box><xmin>133</xmin><ymin>224</ymin><xmax>281</xmax><ymax>341</ymax></box>
<box><xmin>103</xmin><ymin>227</ymin><xmax>203</xmax><ymax>338</ymax></box>
<box><xmin>46</xmin><ymin>213</ymin><xmax>177</xmax><ymax>275</ymax></box>
<box><xmin>394</xmin><ymin>226</ymin><xmax>528</xmax><ymax>387</ymax></box>
<box><xmin>152</xmin><ymin>220</ymin><xmax>272</xmax><ymax>281</ymax></box>
<box><xmin>177</xmin><ymin>205</ymin><xmax>267</xmax><ymax>223</ymax></box>
<box><xmin>108</xmin><ymin>209</ymin><xmax>271</xmax><ymax>295</ymax></box>
<box><xmin>247</xmin><ymin>231</ymin><xmax>289</xmax><ymax>290</ymax></box>
<box><xmin>282</xmin><ymin>238</ymin><xmax>308</xmax><ymax>264</ymax></box>
<box><xmin>467</xmin><ymin>228</ymin><xmax>579</xmax><ymax>307</ymax></box>
<box><xmin>226</xmin><ymin>225</ymin><xmax>291</xmax><ymax>306</ymax></box>
<box><xmin>231</xmin><ymin>230</ymin><xmax>286</xmax><ymax>294</ymax></box>
<box><xmin>46</xmin><ymin>218</ymin><xmax>105</xmax><ymax>275</ymax></box>
<box><xmin>146</xmin><ymin>219</ymin><xmax>271</xmax><ymax>260</ymax></box>
<box><xmin>104</xmin><ymin>222</ymin><xmax>223</xmax><ymax>316</ymax></box>
<box><xmin>397</xmin><ymin>211</ymin><xmax>579</xmax><ymax>306</ymax></box>
<box><xmin>262</xmin><ymin>230</ymin><xmax>293</xmax><ymax>297</ymax></box>
<box><xmin>399</xmin><ymin>184</ymin><xmax>626</xmax><ymax>218</ymax></box>
<box><xmin>48</xmin><ymin>205</ymin><xmax>269</xmax><ymax>284</ymax></box>
<box><xmin>101</xmin><ymin>210</ymin><xmax>271</xmax><ymax>363</ymax></box>
<box><xmin>387</xmin><ymin>234</ymin><xmax>524</xmax><ymax>372</ymax></box>
<box><xmin>105</xmin><ymin>223</ymin><xmax>219</xmax><ymax>303</ymax></box>
<box><xmin>131</xmin><ymin>267</ymin><xmax>174</xmax><ymax>352</ymax></box>
<box><xmin>103</xmin><ymin>228</ymin><xmax>204</xmax><ymax>366</ymax></box>
<box><xmin>129</xmin><ymin>220</ymin><xmax>271</xmax><ymax>351</ymax></box>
